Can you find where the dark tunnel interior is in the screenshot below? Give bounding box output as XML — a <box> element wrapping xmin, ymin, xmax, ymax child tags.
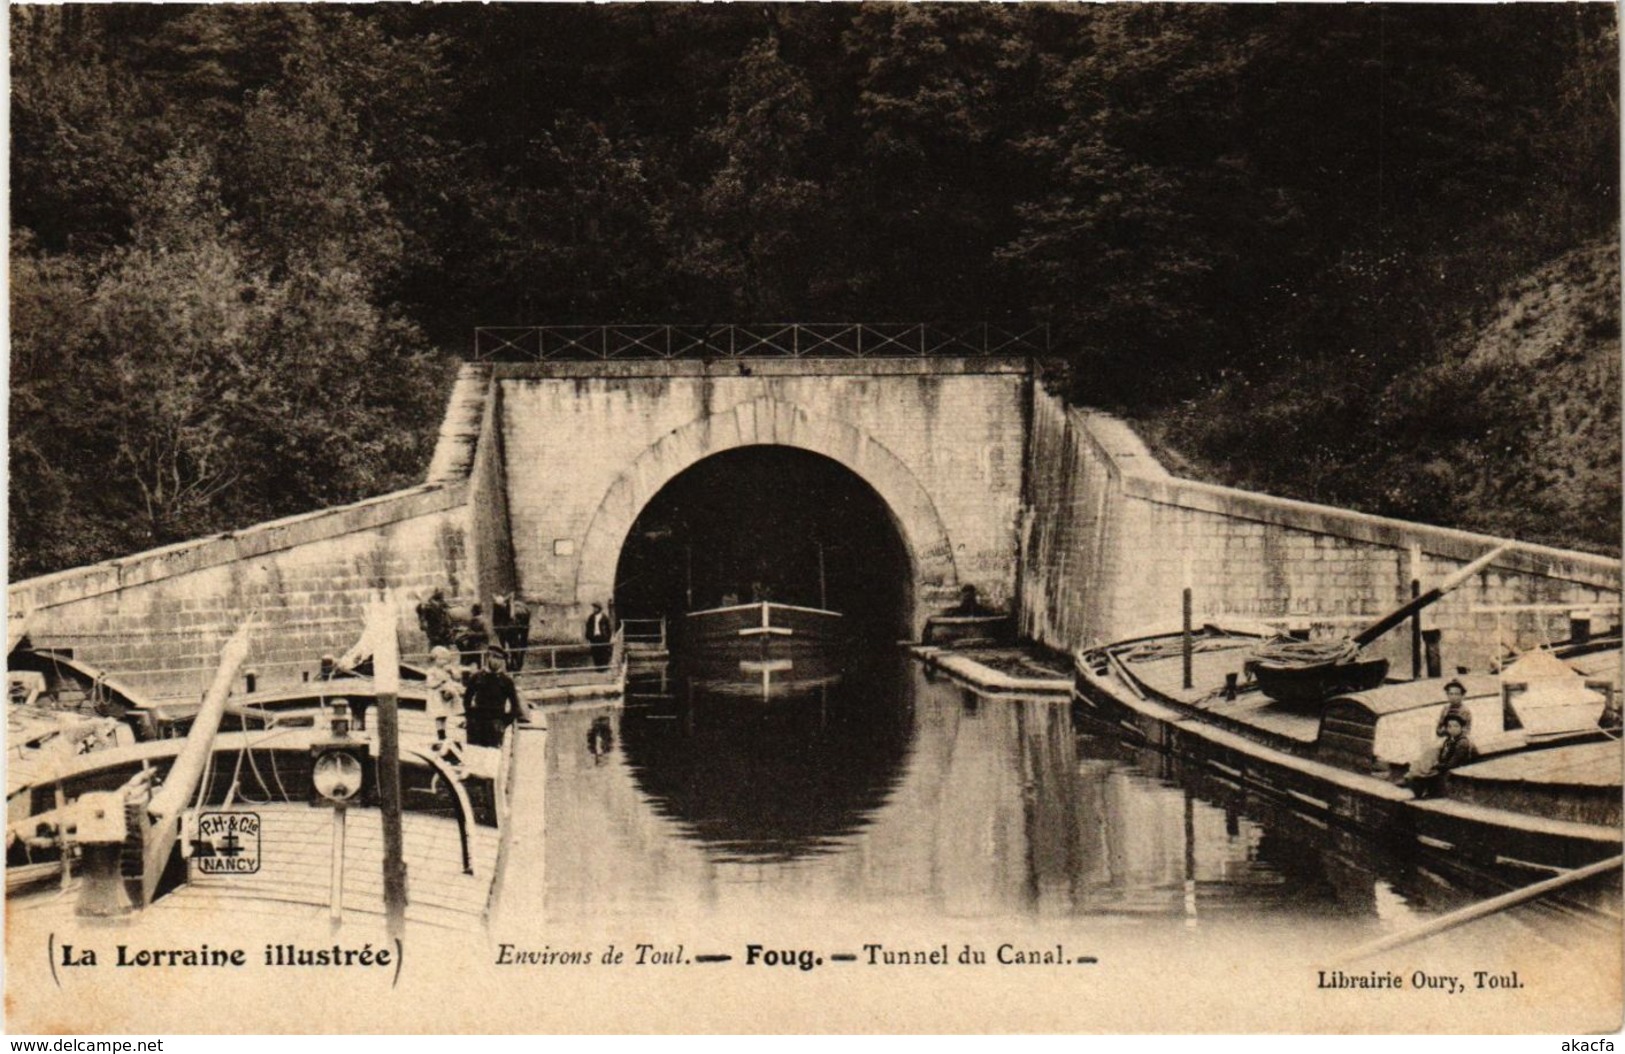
<box><xmin>612</xmin><ymin>446</ymin><xmax>913</xmax><ymax>645</ymax></box>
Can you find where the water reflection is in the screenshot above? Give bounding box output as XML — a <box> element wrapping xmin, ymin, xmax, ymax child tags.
<box><xmin>618</xmin><ymin>656</ymin><xmax>913</xmax><ymax>860</ymax></box>
<box><xmin>539</xmin><ymin>654</ymin><xmax>1616</xmax><ymax>934</ymax></box>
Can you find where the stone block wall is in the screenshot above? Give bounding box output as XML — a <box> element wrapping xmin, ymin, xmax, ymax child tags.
<box><xmin>467</xmin><ymin>378</ymin><xmax>517</xmax><ymax>618</ymax></box>
<box><xmin>497</xmin><ymin>359</ymin><xmax>1030</xmax><ymax>638</ymax></box>
<box><xmin>1020</xmin><ymin>388</ymin><xmax>1621</xmax><ymax>673</ymax></box>
<box><xmin>8</xmin><ymin>485</ymin><xmax>473</xmax><ymax>700</ymax></box>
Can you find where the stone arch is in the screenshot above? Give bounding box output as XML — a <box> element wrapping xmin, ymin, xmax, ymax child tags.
<box><xmin>574</xmin><ymin>396</ymin><xmax>958</xmax><ymax>631</ymax></box>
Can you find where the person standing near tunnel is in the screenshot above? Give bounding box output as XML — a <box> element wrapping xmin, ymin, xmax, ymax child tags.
<box><xmin>416</xmin><ymin>588</ymin><xmax>454</xmax><ymax>650</ymax></box>
<box><xmin>457</xmin><ymin>603</ymin><xmax>491</xmax><ymax>666</ymax></box>
<box><xmin>585</xmin><ymin>602</ymin><xmax>614</xmax><ymax>670</ymax></box>
<box><xmin>493</xmin><ymin>593</ymin><xmax>532</xmax><ymax>672</ymax></box>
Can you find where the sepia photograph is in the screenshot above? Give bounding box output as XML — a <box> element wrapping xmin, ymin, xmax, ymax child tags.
<box><xmin>6</xmin><ymin>2</ymin><xmax>1622</xmax><ymax>1036</ymax></box>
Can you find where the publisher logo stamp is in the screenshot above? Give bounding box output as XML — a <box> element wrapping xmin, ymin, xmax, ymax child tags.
<box><xmin>191</xmin><ymin>811</ymin><xmax>261</xmax><ymax>874</ymax></box>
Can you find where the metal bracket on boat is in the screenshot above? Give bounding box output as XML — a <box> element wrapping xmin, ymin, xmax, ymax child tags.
<box><xmin>73</xmin><ymin>787</ymin><xmax>137</xmax><ymax>918</ymax></box>
<box><xmin>404</xmin><ymin>746</ymin><xmax>476</xmax><ymax>876</ymax></box>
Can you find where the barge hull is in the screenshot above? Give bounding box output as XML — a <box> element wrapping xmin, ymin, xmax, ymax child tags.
<box><xmin>1074</xmin><ymin>664</ymin><xmax>1621</xmax><ymax>874</ymax></box>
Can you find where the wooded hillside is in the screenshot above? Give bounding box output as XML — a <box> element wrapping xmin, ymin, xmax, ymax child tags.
<box><xmin>11</xmin><ymin>4</ymin><xmax>1619</xmax><ymax>577</ymax></box>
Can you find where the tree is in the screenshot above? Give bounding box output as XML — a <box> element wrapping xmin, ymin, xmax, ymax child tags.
<box><xmin>86</xmin><ymin>150</ymin><xmax>260</xmax><ymax>543</ymax></box>
<box><xmin>686</xmin><ymin>35</ymin><xmax>835</xmax><ymax>316</ymax></box>
<box><xmin>844</xmin><ymin>4</ymin><xmax>1055</xmax><ymax>319</ymax></box>
<box><xmin>1002</xmin><ymin>6</ymin><xmax>1289</xmax><ymax>400</ymax></box>
<box><xmin>10</xmin><ymin>7</ymin><xmax>171</xmax><ymax>252</ymax></box>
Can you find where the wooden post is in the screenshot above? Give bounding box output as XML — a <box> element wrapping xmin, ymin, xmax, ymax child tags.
<box><xmin>1181</xmin><ymin>551</ymin><xmax>1194</xmax><ymax>690</ymax></box>
<box><xmin>1182</xmin><ymin>587</ymin><xmax>1194</xmax><ymax>691</ymax></box>
<box><xmin>330</xmin><ymin>807</ymin><xmax>347</xmax><ymax>925</ymax></box>
<box><xmin>1409</xmin><ymin>544</ymin><xmax>1423</xmax><ymax>680</ymax></box>
<box><xmin>1410</xmin><ymin>580</ymin><xmax>1422</xmax><ymax>679</ymax></box>
<box><xmin>54</xmin><ymin>785</ymin><xmax>71</xmax><ymax>890</ymax></box>
<box><xmin>373</xmin><ymin>595</ymin><xmax>408</xmax><ymax>941</ymax></box>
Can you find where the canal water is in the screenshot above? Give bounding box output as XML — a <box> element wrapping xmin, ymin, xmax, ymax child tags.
<box><xmin>536</xmin><ymin>651</ymin><xmax>1617</xmax><ymax>960</ymax></box>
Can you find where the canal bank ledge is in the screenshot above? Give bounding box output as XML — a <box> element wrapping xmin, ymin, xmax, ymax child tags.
<box><xmin>909</xmin><ymin>645</ymin><xmax>1072</xmax><ymax>696</ymax></box>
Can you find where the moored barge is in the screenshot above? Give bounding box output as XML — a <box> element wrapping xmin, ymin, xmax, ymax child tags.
<box><xmin>1073</xmin><ymin>624</ymin><xmax>1622</xmax><ymax>874</ymax></box>
<box><xmin>685</xmin><ymin>601</ymin><xmax>843</xmax><ymax>658</ymax></box>
<box><xmin>7</xmin><ymin>613</ymin><xmax>513</xmax><ymax>931</ymax></box>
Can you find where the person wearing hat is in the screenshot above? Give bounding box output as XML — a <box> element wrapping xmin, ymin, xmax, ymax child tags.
<box><xmin>416</xmin><ymin>588</ymin><xmax>454</xmax><ymax>650</ymax></box>
<box><xmin>462</xmin><ymin>646</ymin><xmax>526</xmax><ymax>748</ymax></box>
<box><xmin>493</xmin><ymin>593</ymin><xmax>532</xmax><ymax>673</ymax></box>
<box><xmin>1435</xmin><ymin>679</ymin><xmax>1473</xmax><ymax>736</ymax></box>
<box><xmin>424</xmin><ymin>645</ymin><xmax>466</xmax><ymax>751</ymax></box>
<box><xmin>1405</xmin><ymin>683</ymin><xmax>1480</xmax><ymax>798</ymax></box>
<box><xmin>584</xmin><ymin>602</ymin><xmax>614</xmax><ymax>670</ymax></box>
<box><xmin>456</xmin><ymin>603</ymin><xmax>492</xmax><ymax>667</ymax></box>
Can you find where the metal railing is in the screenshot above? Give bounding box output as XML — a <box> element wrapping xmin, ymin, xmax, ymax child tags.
<box><xmin>504</xmin><ymin>631</ymin><xmax>625</xmax><ymax>684</ymax></box>
<box><xmin>473</xmin><ymin>323</ymin><xmax>1049</xmax><ymax>362</ymax></box>
<box><xmin>620</xmin><ymin>618</ymin><xmax>667</xmax><ymax>651</ymax></box>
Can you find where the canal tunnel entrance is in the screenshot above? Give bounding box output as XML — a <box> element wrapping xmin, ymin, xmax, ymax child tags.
<box><xmin>612</xmin><ymin>446</ymin><xmax>914</xmax><ymax>647</ymax></box>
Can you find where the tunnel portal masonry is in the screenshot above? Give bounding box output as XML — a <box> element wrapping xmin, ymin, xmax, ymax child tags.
<box><xmin>492</xmin><ymin>359</ymin><xmax>1031</xmax><ymax>640</ymax></box>
<box><xmin>8</xmin><ymin>354</ymin><xmax>1618</xmax><ymax>699</ymax></box>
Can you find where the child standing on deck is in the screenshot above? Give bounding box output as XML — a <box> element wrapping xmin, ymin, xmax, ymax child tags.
<box><xmin>424</xmin><ymin>646</ymin><xmax>466</xmax><ymax>755</ymax></box>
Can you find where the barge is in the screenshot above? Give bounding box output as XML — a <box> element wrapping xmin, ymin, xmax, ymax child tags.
<box><xmin>685</xmin><ymin>601</ymin><xmax>843</xmax><ymax>658</ymax></box>
<box><xmin>8</xmin><ymin>613</ymin><xmax>512</xmax><ymax>932</ymax></box>
<box><xmin>1073</xmin><ymin>623</ymin><xmax>1622</xmax><ymax>874</ymax></box>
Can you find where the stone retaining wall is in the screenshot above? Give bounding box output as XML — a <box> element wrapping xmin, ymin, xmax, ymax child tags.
<box><xmin>8</xmin><ymin>484</ymin><xmax>473</xmax><ymax>700</ymax></box>
<box><xmin>1019</xmin><ymin>388</ymin><xmax>1621</xmax><ymax>674</ymax></box>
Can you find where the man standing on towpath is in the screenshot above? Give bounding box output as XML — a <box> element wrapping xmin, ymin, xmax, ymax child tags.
<box><xmin>585</xmin><ymin>602</ymin><xmax>614</xmax><ymax>670</ymax></box>
<box><xmin>463</xmin><ymin>647</ymin><xmax>527</xmax><ymax>748</ymax></box>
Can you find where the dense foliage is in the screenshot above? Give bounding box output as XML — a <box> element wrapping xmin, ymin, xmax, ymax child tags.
<box><xmin>11</xmin><ymin>4</ymin><xmax>1620</xmax><ymax>576</ymax></box>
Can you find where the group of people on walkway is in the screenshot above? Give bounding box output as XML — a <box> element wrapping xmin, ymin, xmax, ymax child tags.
<box><xmin>416</xmin><ymin>589</ymin><xmax>532</xmax><ymax>670</ymax></box>
<box><xmin>416</xmin><ymin>589</ymin><xmax>617</xmax><ymax>671</ymax></box>
<box><xmin>411</xmin><ymin>589</ymin><xmax>620</xmax><ymax>756</ymax></box>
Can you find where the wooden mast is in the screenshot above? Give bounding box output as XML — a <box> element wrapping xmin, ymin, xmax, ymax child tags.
<box><xmin>370</xmin><ymin>593</ymin><xmax>409</xmax><ymax>940</ymax></box>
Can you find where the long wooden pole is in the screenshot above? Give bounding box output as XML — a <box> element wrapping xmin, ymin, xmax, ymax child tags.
<box><xmin>147</xmin><ymin>622</ymin><xmax>252</xmax><ymax>822</ymax></box>
<box><xmin>1332</xmin><ymin>854</ymin><xmax>1622</xmax><ymax>965</ymax></box>
<box><xmin>372</xmin><ymin>594</ymin><xmax>408</xmax><ymax>940</ymax></box>
<box><xmin>1353</xmin><ymin>544</ymin><xmax>1511</xmax><ymax>648</ymax></box>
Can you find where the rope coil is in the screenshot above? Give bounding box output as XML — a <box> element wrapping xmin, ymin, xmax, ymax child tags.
<box><xmin>1251</xmin><ymin>636</ymin><xmax>1361</xmax><ymax>668</ymax></box>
